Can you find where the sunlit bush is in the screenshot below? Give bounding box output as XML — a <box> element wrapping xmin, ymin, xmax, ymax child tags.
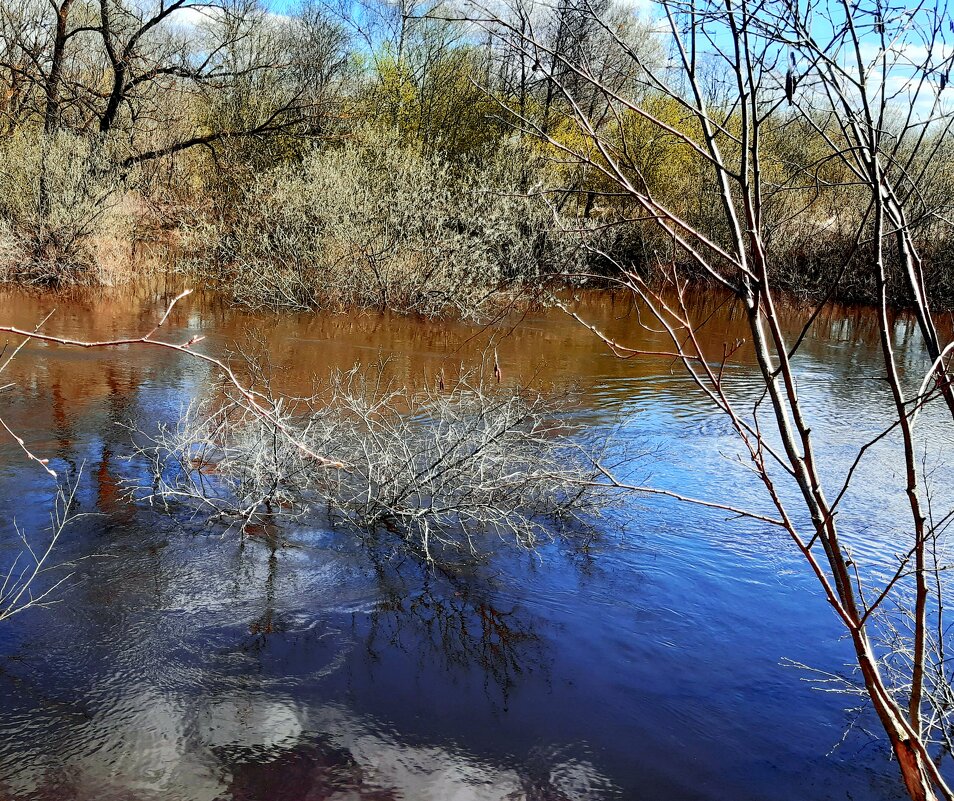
<box><xmin>183</xmin><ymin>130</ymin><xmax>579</xmax><ymax>316</ymax></box>
<box><xmin>0</xmin><ymin>131</ymin><xmax>128</xmax><ymax>285</ymax></box>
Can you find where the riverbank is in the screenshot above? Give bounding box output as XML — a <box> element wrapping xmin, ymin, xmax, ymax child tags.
<box><xmin>3</xmin><ymin>131</ymin><xmax>953</xmax><ymax>318</ymax></box>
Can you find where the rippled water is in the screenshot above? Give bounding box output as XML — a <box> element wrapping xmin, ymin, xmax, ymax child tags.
<box><xmin>0</xmin><ymin>281</ymin><xmax>951</xmax><ymax>800</ymax></box>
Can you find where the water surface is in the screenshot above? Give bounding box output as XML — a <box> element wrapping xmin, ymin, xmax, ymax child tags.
<box><xmin>0</xmin><ymin>281</ymin><xmax>950</xmax><ymax>800</ymax></box>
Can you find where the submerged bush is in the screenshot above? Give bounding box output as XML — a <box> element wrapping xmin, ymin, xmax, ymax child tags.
<box><xmin>132</xmin><ymin>365</ymin><xmax>613</xmax><ymax>563</ymax></box>
<box><xmin>0</xmin><ymin>131</ymin><xmax>127</xmax><ymax>286</ymax></box>
<box><xmin>182</xmin><ymin>132</ymin><xmax>580</xmax><ymax>317</ymax></box>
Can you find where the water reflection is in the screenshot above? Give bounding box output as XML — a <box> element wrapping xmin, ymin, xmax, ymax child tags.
<box><xmin>0</xmin><ymin>528</ymin><xmax>612</xmax><ymax>801</ymax></box>
<box><xmin>361</xmin><ymin>559</ymin><xmax>544</xmax><ymax>707</ymax></box>
<box><xmin>0</xmin><ymin>280</ymin><xmax>948</xmax><ymax>800</ymax></box>
<box><xmin>224</xmin><ymin>702</ymin><xmax>617</xmax><ymax>801</ymax></box>
<box><xmin>1</xmin><ymin>280</ymin><xmax>938</xmax><ymax>411</ymax></box>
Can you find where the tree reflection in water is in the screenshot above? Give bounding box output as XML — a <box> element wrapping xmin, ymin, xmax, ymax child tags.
<box><xmin>233</xmin><ymin>520</ymin><xmax>545</xmax><ymax>705</ymax></box>
<box><xmin>196</xmin><ymin>529</ymin><xmax>610</xmax><ymax>801</ymax></box>
<box><xmin>362</xmin><ymin>554</ymin><xmax>542</xmax><ymax>707</ymax></box>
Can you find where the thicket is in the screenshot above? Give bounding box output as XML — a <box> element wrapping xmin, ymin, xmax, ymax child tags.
<box><xmin>182</xmin><ymin>131</ymin><xmax>576</xmax><ymax>316</ymax></box>
<box><xmin>0</xmin><ymin>0</ymin><xmax>952</xmax><ymax>311</ymax></box>
<box><xmin>0</xmin><ymin>131</ymin><xmax>127</xmax><ymax>284</ymax></box>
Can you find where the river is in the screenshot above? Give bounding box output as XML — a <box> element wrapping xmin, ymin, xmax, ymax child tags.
<box><xmin>0</xmin><ymin>280</ymin><xmax>950</xmax><ymax>800</ymax></box>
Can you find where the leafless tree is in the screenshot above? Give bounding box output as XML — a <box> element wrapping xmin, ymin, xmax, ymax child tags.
<box><xmin>766</xmin><ymin>0</ymin><xmax>954</xmax><ymax>418</ymax></box>
<box><xmin>0</xmin><ymin>0</ymin><xmax>347</xmax><ymax>162</ymax></box>
<box><xmin>463</xmin><ymin>0</ymin><xmax>954</xmax><ymax>797</ymax></box>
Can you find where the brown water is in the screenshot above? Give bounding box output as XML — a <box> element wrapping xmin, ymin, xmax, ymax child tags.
<box><xmin>0</xmin><ymin>280</ymin><xmax>951</xmax><ymax>800</ymax></box>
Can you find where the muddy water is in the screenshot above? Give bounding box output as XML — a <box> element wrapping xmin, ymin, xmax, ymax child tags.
<box><xmin>0</xmin><ymin>280</ymin><xmax>950</xmax><ymax>800</ymax></box>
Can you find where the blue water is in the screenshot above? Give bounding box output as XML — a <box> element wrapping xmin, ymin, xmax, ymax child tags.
<box><xmin>0</xmin><ymin>286</ymin><xmax>947</xmax><ymax>800</ymax></box>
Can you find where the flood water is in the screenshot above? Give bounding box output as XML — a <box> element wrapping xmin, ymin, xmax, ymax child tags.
<box><xmin>0</xmin><ymin>281</ymin><xmax>951</xmax><ymax>800</ymax></box>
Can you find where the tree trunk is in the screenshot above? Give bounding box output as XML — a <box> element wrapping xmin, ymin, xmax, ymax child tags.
<box><xmin>43</xmin><ymin>0</ymin><xmax>73</xmax><ymax>133</ymax></box>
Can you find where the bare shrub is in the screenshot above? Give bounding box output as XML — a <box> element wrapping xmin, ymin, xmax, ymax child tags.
<box><xmin>182</xmin><ymin>131</ymin><xmax>578</xmax><ymax>317</ymax></box>
<box><xmin>131</xmin><ymin>363</ymin><xmax>613</xmax><ymax>562</ymax></box>
<box><xmin>0</xmin><ymin>131</ymin><xmax>126</xmax><ymax>285</ymax></box>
